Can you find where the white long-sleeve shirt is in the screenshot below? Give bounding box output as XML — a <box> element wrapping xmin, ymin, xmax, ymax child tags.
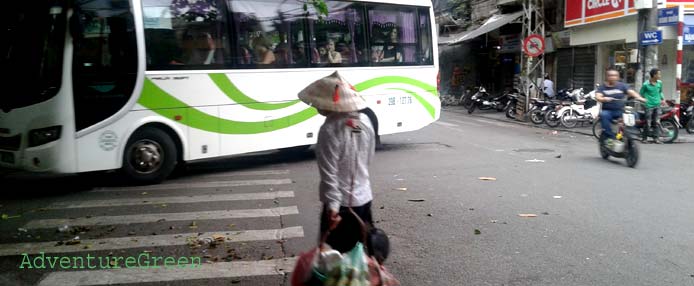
<box><xmin>316</xmin><ymin>112</ymin><xmax>375</xmax><ymax>212</ymax></box>
<box><xmin>544</xmin><ymin>79</ymin><xmax>555</xmax><ymax>98</ymax></box>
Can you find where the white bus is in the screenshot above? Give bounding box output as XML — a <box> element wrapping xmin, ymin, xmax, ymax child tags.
<box><xmin>1</xmin><ymin>0</ymin><xmax>440</xmax><ymax>183</ymax></box>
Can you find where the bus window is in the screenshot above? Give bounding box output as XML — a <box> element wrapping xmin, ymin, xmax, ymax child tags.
<box><xmin>367</xmin><ymin>5</ymin><xmax>418</xmax><ymax>65</ymax></box>
<box><xmin>72</xmin><ymin>0</ymin><xmax>137</xmax><ymax>131</ymax></box>
<box><xmin>229</xmin><ymin>0</ymin><xmax>306</xmax><ymax>68</ymax></box>
<box><xmin>418</xmin><ymin>8</ymin><xmax>433</xmax><ymax>65</ymax></box>
<box><xmin>142</xmin><ymin>0</ymin><xmax>230</xmax><ymax>69</ymax></box>
<box><xmin>307</xmin><ymin>1</ymin><xmax>367</xmax><ymax>67</ymax></box>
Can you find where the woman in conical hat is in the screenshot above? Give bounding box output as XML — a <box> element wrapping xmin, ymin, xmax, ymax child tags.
<box><xmin>298</xmin><ymin>71</ymin><xmax>377</xmax><ymax>254</ymax></box>
<box><xmin>298</xmin><ymin>71</ymin><xmax>368</xmax><ymax>114</ymax></box>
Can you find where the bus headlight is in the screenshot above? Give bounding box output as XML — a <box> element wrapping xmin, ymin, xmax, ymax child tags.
<box><xmin>28</xmin><ymin>126</ymin><xmax>62</xmax><ymax>147</ymax></box>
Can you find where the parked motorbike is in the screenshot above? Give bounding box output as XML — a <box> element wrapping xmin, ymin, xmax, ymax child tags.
<box><xmin>598</xmin><ymin>102</ymin><xmax>639</xmax><ymax>168</ymax></box>
<box><xmin>592</xmin><ymin>101</ymin><xmax>680</xmax><ymax>143</ymax></box>
<box><xmin>558</xmin><ymin>89</ymin><xmax>600</xmax><ymax>128</ymax></box>
<box><xmin>467</xmin><ymin>86</ymin><xmax>490</xmax><ymax>113</ymax></box>
<box><xmin>468</xmin><ymin>87</ymin><xmax>508</xmax><ymax>114</ymax></box>
<box><xmin>527</xmin><ymin>98</ymin><xmax>552</xmax><ymax>124</ymax></box>
<box><xmin>680</xmin><ymin>97</ymin><xmax>694</xmax><ymax>134</ymax></box>
<box><xmin>545</xmin><ymin>88</ymin><xmax>583</xmax><ymax>127</ymax></box>
<box><xmin>504</xmin><ymin>89</ymin><xmax>521</xmax><ymax>119</ymax></box>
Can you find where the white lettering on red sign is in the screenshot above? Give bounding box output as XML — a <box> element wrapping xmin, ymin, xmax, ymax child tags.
<box><xmin>587</xmin><ymin>0</ymin><xmax>622</xmax><ymax>10</ymax></box>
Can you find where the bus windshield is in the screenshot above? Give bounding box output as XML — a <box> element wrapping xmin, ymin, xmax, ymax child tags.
<box><xmin>1</xmin><ymin>0</ymin><xmax>67</xmax><ymax>112</ymax></box>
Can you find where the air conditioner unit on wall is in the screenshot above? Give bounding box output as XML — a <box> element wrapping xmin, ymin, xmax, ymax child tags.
<box><xmin>634</xmin><ymin>0</ymin><xmax>654</xmax><ymax>9</ymax></box>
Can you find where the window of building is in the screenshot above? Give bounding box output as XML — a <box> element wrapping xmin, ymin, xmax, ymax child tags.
<box><xmin>307</xmin><ymin>1</ymin><xmax>367</xmax><ymax>67</ymax></box>
<box><xmin>229</xmin><ymin>0</ymin><xmax>307</xmax><ymax>68</ymax></box>
<box><xmin>367</xmin><ymin>5</ymin><xmax>418</xmax><ymax>65</ymax></box>
<box><xmin>143</xmin><ymin>0</ymin><xmax>230</xmax><ymax>70</ymax></box>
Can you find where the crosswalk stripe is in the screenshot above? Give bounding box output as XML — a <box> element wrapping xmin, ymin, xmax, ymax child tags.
<box><xmin>0</xmin><ymin>226</ymin><xmax>303</xmax><ymax>256</ymax></box>
<box><xmin>95</xmin><ymin>179</ymin><xmax>293</xmax><ymax>192</ymax></box>
<box><xmin>23</xmin><ymin>206</ymin><xmax>299</xmax><ymax>230</ymax></box>
<box><xmin>36</xmin><ymin>257</ymin><xmax>298</xmax><ymax>286</ymax></box>
<box><xmin>47</xmin><ymin>191</ymin><xmax>295</xmax><ymax>209</ymax></box>
<box><xmin>192</xmin><ymin>169</ymin><xmax>291</xmax><ymax>178</ymax></box>
<box><xmin>434</xmin><ymin>121</ymin><xmax>459</xmax><ymax>127</ymax></box>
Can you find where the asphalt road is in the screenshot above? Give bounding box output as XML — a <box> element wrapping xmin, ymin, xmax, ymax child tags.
<box><xmin>1</xmin><ymin>109</ymin><xmax>693</xmax><ymax>286</ymax></box>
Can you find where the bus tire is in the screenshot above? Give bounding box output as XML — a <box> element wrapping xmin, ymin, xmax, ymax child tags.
<box><xmin>122</xmin><ymin>127</ymin><xmax>177</xmax><ymax>185</ymax></box>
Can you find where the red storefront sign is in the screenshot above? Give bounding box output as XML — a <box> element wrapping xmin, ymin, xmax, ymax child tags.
<box><xmin>565</xmin><ymin>0</ymin><xmax>636</xmax><ymax>27</ymax></box>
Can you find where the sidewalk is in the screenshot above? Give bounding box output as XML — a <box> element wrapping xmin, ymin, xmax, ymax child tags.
<box><xmin>442</xmin><ymin>106</ymin><xmax>694</xmax><ymax>143</ymax></box>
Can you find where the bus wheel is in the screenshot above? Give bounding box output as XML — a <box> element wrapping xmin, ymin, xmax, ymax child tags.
<box><xmin>122</xmin><ymin>127</ymin><xmax>177</xmax><ymax>184</ymax></box>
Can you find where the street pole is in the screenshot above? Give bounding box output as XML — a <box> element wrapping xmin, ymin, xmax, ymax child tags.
<box><xmin>637</xmin><ymin>0</ymin><xmax>659</xmax><ymax>89</ymax></box>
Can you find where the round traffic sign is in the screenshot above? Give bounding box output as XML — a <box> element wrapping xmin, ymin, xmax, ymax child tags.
<box><xmin>523</xmin><ymin>34</ymin><xmax>545</xmax><ymax>57</ymax></box>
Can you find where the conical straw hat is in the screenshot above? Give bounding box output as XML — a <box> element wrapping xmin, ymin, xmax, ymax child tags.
<box><xmin>298</xmin><ymin>71</ymin><xmax>367</xmax><ymax>112</ymax></box>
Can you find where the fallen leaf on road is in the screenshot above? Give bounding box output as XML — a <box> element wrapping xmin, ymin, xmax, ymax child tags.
<box><xmin>212</xmin><ymin>234</ymin><xmax>225</xmax><ymax>241</ymax></box>
<box><xmin>555</xmin><ymin>154</ymin><xmax>562</xmax><ymax>158</ymax></box>
<box><xmin>65</xmin><ymin>236</ymin><xmax>81</xmax><ymax>245</ymax></box>
<box><xmin>394</xmin><ymin>187</ymin><xmax>407</xmax><ymax>191</ymax></box>
<box><xmin>518</xmin><ymin>214</ymin><xmax>538</xmax><ymax>218</ymax></box>
<box><xmin>1</xmin><ymin>214</ymin><xmax>21</xmax><ymax>220</ymax></box>
<box><xmin>141</xmin><ymin>192</ymin><xmax>148</xmax><ymax>195</ymax></box>
<box><xmin>490</xmin><ymin>220</ymin><xmax>498</xmax><ymax>223</ymax></box>
<box><xmin>227</xmin><ymin>224</ymin><xmax>235</xmax><ymax>229</ymax></box>
<box><xmin>474</xmin><ymin>229</ymin><xmax>481</xmax><ymax>235</ymax></box>
<box><xmin>478</xmin><ymin>177</ymin><xmax>497</xmax><ymax>181</ymax></box>
<box><xmin>426</xmin><ymin>213</ymin><xmax>433</xmax><ymax>217</ymax></box>
<box><xmin>407</xmin><ymin>199</ymin><xmax>425</xmax><ymax>202</ymax></box>
<box><xmin>189</xmin><ymin>221</ymin><xmax>198</xmax><ymax>229</ymax></box>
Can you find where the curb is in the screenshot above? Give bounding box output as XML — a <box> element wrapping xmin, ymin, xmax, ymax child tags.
<box><xmin>442</xmin><ymin>108</ymin><xmax>595</xmax><ymax>137</ymax></box>
<box><xmin>442</xmin><ymin>107</ymin><xmax>694</xmax><ymax>143</ymax></box>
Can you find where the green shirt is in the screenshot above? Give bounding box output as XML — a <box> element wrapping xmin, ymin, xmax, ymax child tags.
<box><xmin>640</xmin><ymin>80</ymin><xmax>663</xmax><ymax>108</ymax></box>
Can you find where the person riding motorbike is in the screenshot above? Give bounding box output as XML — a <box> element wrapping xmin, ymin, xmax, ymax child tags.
<box><xmin>595</xmin><ymin>68</ymin><xmax>646</xmax><ymax>148</ymax></box>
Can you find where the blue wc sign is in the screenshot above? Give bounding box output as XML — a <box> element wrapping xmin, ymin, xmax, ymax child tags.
<box><xmin>640</xmin><ymin>30</ymin><xmax>662</xmax><ymax>46</ymax></box>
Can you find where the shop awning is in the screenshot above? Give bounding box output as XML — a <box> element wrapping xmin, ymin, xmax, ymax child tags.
<box><xmin>438</xmin><ymin>30</ymin><xmax>473</xmax><ymax>45</ymax></box>
<box><xmin>448</xmin><ymin>11</ymin><xmax>524</xmax><ymax>45</ymax></box>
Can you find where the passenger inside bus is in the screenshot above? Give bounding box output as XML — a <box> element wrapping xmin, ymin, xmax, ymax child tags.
<box><xmin>325</xmin><ymin>39</ymin><xmax>342</xmax><ymax>64</ymax></box>
<box><xmin>182</xmin><ymin>31</ymin><xmax>223</xmax><ymax>65</ymax></box>
<box><xmin>251</xmin><ymin>37</ymin><xmax>276</xmax><ymax>65</ymax></box>
<box><xmin>292</xmin><ymin>42</ymin><xmax>307</xmax><ymax>65</ymax></box>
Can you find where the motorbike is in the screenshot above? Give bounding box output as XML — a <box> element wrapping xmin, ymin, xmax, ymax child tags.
<box><xmin>504</xmin><ymin>89</ymin><xmax>521</xmax><ymax>119</ymax></box>
<box><xmin>545</xmin><ymin>88</ymin><xmax>583</xmax><ymax>127</ymax></box>
<box><xmin>558</xmin><ymin>89</ymin><xmax>600</xmax><ymax>128</ymax></box>
<box><xmin>527</xmin><ymin>98</ymin><xmax>552</xmax><ymax>124</ymax></box>
<box><xmin>680</xmin><ymin>98</ymin><xmax>694</xmax><ymax>134</ymax></box>
<box><xmin>598</xmin><ymin>102</ymin><xmax>639</xmax><ymax>168</ymax></box>
<box><xmin>592</xmin><ymin>101</ymin><xmax>680</xmax><ymax>143</ymax></box>
<box><xmin>468</xmin><ymin>87</ymin><xmax>508</xmax><ymax>114</ymax></box>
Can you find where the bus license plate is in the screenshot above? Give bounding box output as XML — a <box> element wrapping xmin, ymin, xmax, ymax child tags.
<box><xmin>623</xmin><ymin>113</ymin><xmax>636</xmax><ymax>126</ymax></box>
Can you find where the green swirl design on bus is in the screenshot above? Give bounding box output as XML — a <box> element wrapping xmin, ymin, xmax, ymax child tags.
<box><xmin>138</xmin><ymin>75</ymin><xmax>437</xmax><ymax>134</ymax></box>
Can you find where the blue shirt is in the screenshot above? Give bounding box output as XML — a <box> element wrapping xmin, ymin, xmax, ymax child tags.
<box><xmin>598</xmin><ymin>82</ymin><xmax>631</xmax><ymax>110</ymax></box>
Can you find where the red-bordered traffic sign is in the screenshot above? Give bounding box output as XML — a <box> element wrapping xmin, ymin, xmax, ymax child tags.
<box><xmin>523</xmin><ymin>34</ymin><xmax>545</xmax><ymax>57</ymax></box>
